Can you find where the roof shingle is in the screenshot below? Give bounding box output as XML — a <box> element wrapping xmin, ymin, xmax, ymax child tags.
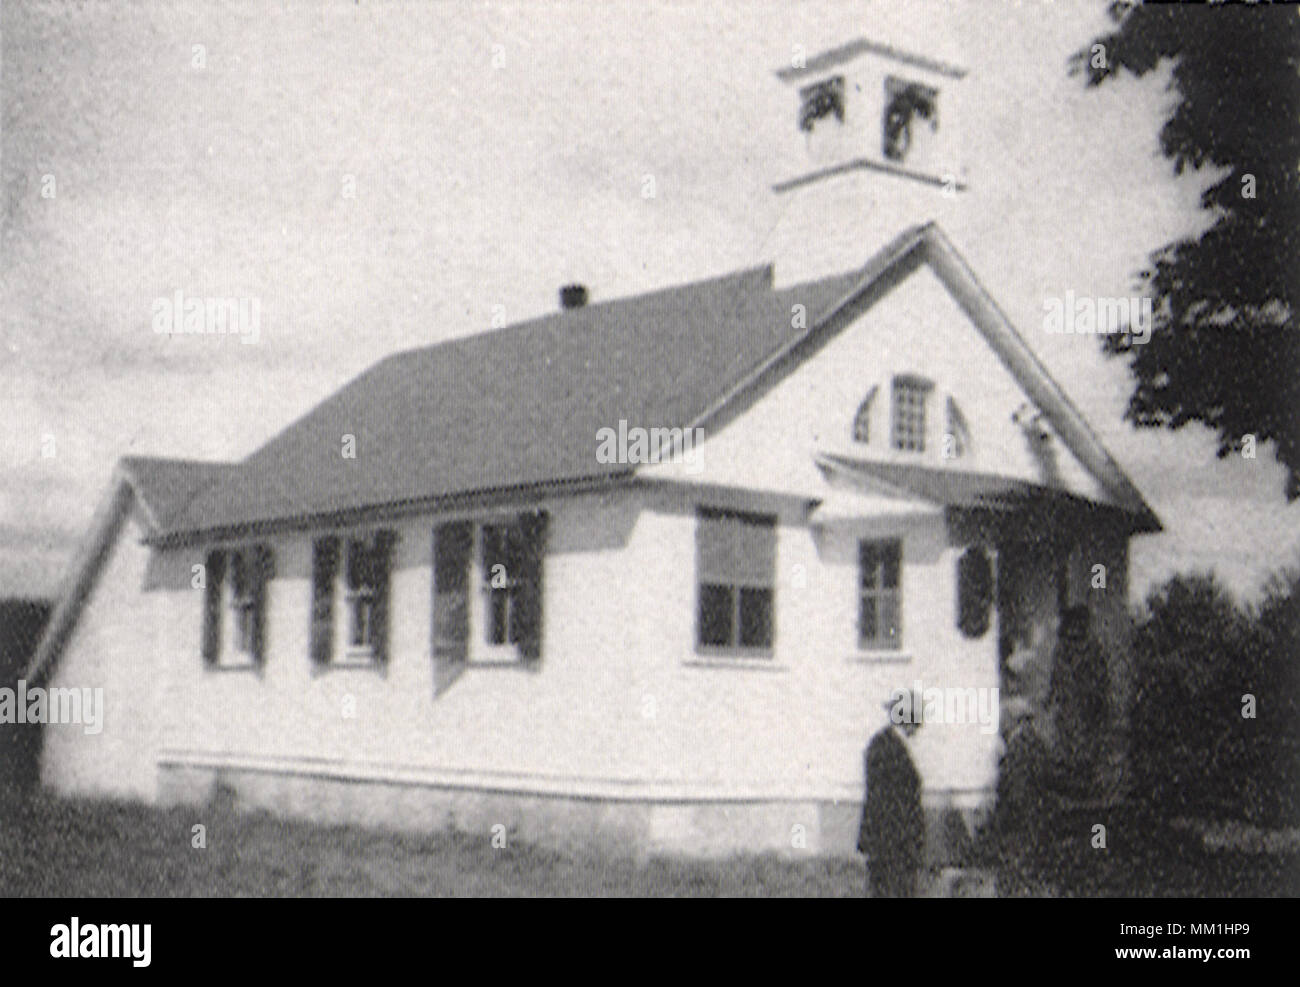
<box><xmin>165</xmin><ymin>262</ymin><xmax>868</xmax><ymax>536</ymax></box>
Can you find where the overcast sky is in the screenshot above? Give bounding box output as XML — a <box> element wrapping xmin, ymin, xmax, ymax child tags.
<box><xmin>3</xmin><ymin>0</ymin><xmax>1297</xmax><ymax>601</ymax></box>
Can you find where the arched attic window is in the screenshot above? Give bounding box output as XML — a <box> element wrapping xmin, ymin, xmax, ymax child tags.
<box><xmin>891</xmin><ymin>374</ymin><xmax>934</xmax><ymax>452</ymax></box>
<box><xmin>852</xmin><ymin>386</ymin><xmax>878</xmax><ymax>444</ymax></box>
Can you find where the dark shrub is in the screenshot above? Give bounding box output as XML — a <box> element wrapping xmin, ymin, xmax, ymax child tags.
<box><xmin>1129</xmin><ymin>570</ymin><xmax>1299</xmax><ymax>827</ymax></box>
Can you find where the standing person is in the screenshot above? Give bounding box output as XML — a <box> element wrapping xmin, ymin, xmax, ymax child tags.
<box><xmin>857</xmin><ymin>690</ymin><xmax>926</xmax><ymax>897</ymax></box>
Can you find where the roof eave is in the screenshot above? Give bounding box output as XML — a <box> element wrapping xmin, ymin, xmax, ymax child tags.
<box><xmin>146</xmin><ymin>470</ymin><xmax>639</xmax><ymax>547</ymax></box>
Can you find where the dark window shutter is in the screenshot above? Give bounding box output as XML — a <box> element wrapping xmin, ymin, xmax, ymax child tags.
<box><xmin>345</xmin><ymin>538</ymin><xmax>365</xmax><ymax>592</ymax></box>
<box><xmin>432</xmin><ymin>521</ymin><xmax>473</xmax><ymax>694</ymax></box>
<box><xmin>202</xmin><ymin>549</ymin><xmax>226</xmax><ymax>665</ymax></box>
<box><xmin>251</xmin><ymin>544</ymin><xmax>274</xmax><ymax>665</ymax></box>
<box><xmin>512</xmin><ymin>511</ymin><xmax>548</xmax><ymax>663</ymax></box>
<box><xmin>310</xmin><ymin>536</ymin><xmax>339</xmax><ymax>665</ymax></box>
<box><xmin>372</xmin><ymin>532</ymin><xmax>395</xmax><ymax>663</ymax></box>
<box><xmin>957</xmin><ymin>546</ymin><xmax>993</xmax><ymax>639</ymax></box>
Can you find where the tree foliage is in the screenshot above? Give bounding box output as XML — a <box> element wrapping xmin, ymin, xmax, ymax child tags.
<box><xmin>1128</xmin><ymin>571</ymin><xmax>1299</xmax><ymax>826</ymax></box>
<box><xmin>1075</xmin><ymin>1</ymin><xmax>1300</xmax><ymax>498</ymax></box>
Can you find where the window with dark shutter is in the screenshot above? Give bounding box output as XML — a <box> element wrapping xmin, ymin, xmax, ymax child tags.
<box><xmin>225</xmin><ymin>544</ymin><xmax>273</xmax><ymax>665</ymax></box>
<box><xmin>202</xmin><ymin>545</ymin><xmax>272</xmax><ymax>669</ymax></box>
<box><xmin>341</xmin><ymin>532</ymin><xmax>394</xmax><ymax>662</ymax></box>
<box><xmin>696</xmin><ymin>508</ymin><xmax>776</xmax><ymax>654</ymax></box>
<box><xmin>477</xmin><ymin>513</ymin><xmax>548</xmax><ymax>665</ymax></box>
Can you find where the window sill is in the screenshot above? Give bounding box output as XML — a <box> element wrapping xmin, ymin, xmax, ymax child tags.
<box><xmin>848</xmin><ymin>651</ymin><xmax>912</xmax><ymax>664</ymax></box>
<box><xmin>205</xmin><ymin>658</ymin><xmax>261</xmax><ymax>673</ymax></box>
<box><xmin>687</xmin><ymin>652</ymin><xmax>786</xmax><ymax>671</ymax></box>
<box><xmin>313</xmin><ymin>655</ymin><xmax>385</xmax><ymax>673</ymax></box>
<box><xmin>465</xmin><ymin>657</ymin><xmax>532</xmax><ymax>669</ymax></box>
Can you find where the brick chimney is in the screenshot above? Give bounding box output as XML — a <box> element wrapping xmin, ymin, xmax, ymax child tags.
<box><xmin>559</xmin><ymin>284</ymin><xmax>588</xmax><ymax>309</ymax></box>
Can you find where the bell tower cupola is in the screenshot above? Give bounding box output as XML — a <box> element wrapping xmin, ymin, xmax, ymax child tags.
<box><xmin>767</xmin><ymin>37</ymin><xmax>970</xmax><ymax>287</ymax></box>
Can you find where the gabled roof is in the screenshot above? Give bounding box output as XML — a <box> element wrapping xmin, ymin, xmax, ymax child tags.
<box><xmin>145</xmin><ymin>221</ymin><xmax>1157</xmax><ymax>540</ymax></box>
<box><xmin>159</xmin><ymin>263</ymin><xmax>865</xmax><ymax>539</ymax></box>
<box><xmin>914</xmin><ymin>225</ymin><xmax>1160</xmax><ymax>531</ymax></box>
<box><xmin>120</xmin><ymin>456</ymin><xmax>231</xmax><ymax>530</ymax></box>
<box><xmin>629</xmin><ymin>224</ymin><xmax>1160</xmax><ymax>533</ymax></box>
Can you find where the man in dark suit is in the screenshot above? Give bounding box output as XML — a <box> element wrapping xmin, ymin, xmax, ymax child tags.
<box><xmin>857</xmin><ymin>691</ymin><xmax>926</xmax><ymax>897</ymax></box>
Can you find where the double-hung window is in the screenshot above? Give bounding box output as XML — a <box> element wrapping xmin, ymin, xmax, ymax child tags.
<box><xmin>431</xmin><ymin>514</ymin><xmax>547</xmax><ymax>678</ymax></box>
<box><xmin>859</xmin><ymin>539</ymin><xmax>902</xmax><ymax>651</ymax></box>
<box><xmin>696</xmin><ymin>508</ymin><xmax>776</xmax><ymax>654</ymax></box>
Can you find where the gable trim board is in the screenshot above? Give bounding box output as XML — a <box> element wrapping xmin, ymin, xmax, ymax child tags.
<box><xmin>771</xmin><ymin>157</ymin><xmax>972</xmax><ymax>195</ymax></box>
<box><xmin>28</xmin><ymin>221</ymin><xmax>1158</xmax><ymax>687</ymax></box>
<box><xmin>773</xmin><ymin>37</ymin><xmax>969</xmax><ymax>83</ymax></box>
<box><xmin>631</xmin><ymin>223</ymin><xmax>1157</xmax><ymax>533</ymax></box>
<box><xmin>918</xmin><ymin>227</ymin><xmax>1157</xmax><ymax>528</ymax></box>
<box><xmin>24</xmin><ymin>458</ymin><xmax>228</xmax><ymax>685</ymax></box>
<box><xmin>24</xmin><ymin>473</ymin><xmax>135</xmax><ymax>686</ymax></box>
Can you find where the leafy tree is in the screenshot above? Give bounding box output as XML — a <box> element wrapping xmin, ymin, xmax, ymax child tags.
<box><xmin>1126</xmin><ymin>570</ymin><xmax>1298</xmax><ymax>825</ymax></box>
<box><xmin>1074</xmin><ymin>1</ymin><xmax>1300</xmax><ymax>498</ymax></box>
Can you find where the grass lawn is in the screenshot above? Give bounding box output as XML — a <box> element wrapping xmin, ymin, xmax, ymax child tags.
<box><xmin>0</xmin><ymin>793</ymin><xmax>865</xmax><ymax>897</ymax></box>
<box><xmin>4</xmin><ymin>792</ymin><xmax>1294</xmax><ymax>896</ymax></box>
